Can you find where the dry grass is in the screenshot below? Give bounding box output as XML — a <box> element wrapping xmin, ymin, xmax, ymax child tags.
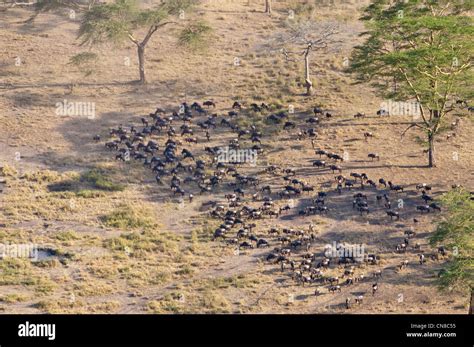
<box><xmin>0</xmin><ymin>1</ymin><xmax>471</xmax><ymax>314</ymax></box>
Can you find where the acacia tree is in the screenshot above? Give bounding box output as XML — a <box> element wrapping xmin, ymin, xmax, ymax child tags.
<box><xmin>78</xmin><ymin>0</ymin><xmax>200</xmax><ymax>84</ymax></box>
<box><xmin>272</xmin><ymin>20</ymin><xmax>341</xmax><ymax>96</ymax></box>
<box><xmin>349</xmin><ymin>0</ymin><xmax>473</xmax><ymax>167</ymax></box>
<box><xmin>429</xmin><ymin>189</ymin><xmax>473</xmax><ymax>313</ymax></box>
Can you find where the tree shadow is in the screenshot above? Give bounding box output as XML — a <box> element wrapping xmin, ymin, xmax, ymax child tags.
<box><xmin>12</xmin><ymin>79</ymin><xmax>447</xmax><ymax>243</ymax></box>
<box><xmin>0</xmin><ymin>80</ymin><xmax>137</xmax><ymax>91</ymax></box>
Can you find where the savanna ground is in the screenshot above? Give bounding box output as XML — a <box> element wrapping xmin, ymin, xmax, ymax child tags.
<box><xmin>0</xmin><ymin>0</ymin><xmax>472</xmax><ymax>313</ymax></box>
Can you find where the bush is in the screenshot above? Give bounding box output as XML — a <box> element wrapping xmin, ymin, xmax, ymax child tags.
<box><xmin>0</xmin><ymin>258</ymin><xmax>34</xmax><ymax>286</ymax></box>
<box><xmin>0</xmin><ymin>293</ymin><xmax>28</xmax><ymax>303</ymax></box>
<box><xmin>75</xmin><ymin>189</ymin><xmax>106</xmax><ymax>198</ymax></box>
<box><xmin>0</xmin><ymin>164</ymin><xmax>17</xmax><ymax>177</ymax></box>
<box><xmin>100</xmin><ymin>204</ymin><xmax>155</xmax><ymax>230</ymax></box>
<box><xmin>23</xmin><ymin>170</ymin><xmax>61</xmax><ymax>183</ymax></box>
<box><xmin>80</xmin><ymin>170</ymin><xmax>125</xmax><ymax>192</ymax></box>
<box><xmin>55</xmin><ymin>230</ymin><xmax>80</xmax><ymax>241</ymax></box>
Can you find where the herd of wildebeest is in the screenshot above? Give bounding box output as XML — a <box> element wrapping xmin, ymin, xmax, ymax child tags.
<box><xmin>98</xmin><ymin>100</ymin><xmax>463</xmax><ymax>310</ymax></box>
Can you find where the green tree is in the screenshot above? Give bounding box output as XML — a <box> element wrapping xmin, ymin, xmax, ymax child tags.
<box><xmin>348</xmin><ymin>0</ymin><xmax>473</xmax><ymax>167</ymax></box>
<box><xmin>78</xmin><ymin>0</ymin><xmax>201</xmax><ymax>84</ymax></box>
<box><xmin>430</xmin><ymin>189</ymin><xmax>473</xmax><ymax>313</ymax></box>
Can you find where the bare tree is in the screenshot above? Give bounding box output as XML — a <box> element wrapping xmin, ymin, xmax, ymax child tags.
<box><xmin>271</xmin><ymin>20</ymin><xmax>341</xmax><ymax>96</ymax></box>
<box><xmin>264</xmin><ymin>0</ymin><xmax>271</xmax><ymax>15</ymax></box>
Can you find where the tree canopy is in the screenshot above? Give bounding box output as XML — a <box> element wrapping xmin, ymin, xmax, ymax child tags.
<box><xmin>430</xmin><ymin>189</ymin><xmax>473</xmax><ymax>293</ymax></box>
<box><xmin>348</xmin><ymin>0</ymin><xmax>473</xmax><ymax>167</ymax></box>
<box><xmin>78</xmin><ymin>0</ymin><xmax>195</xmax><ymax>47</ymax></box>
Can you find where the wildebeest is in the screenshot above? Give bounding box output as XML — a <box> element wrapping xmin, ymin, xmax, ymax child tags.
<box><xmin>368</xmin><ymin>153</ymin><xmax>379</xmax><ymax>161</ymax></box>
<box><xmin>386</xmin><ymin>210</ymin><xmax>400</xmax><ymax>220</ymax></box>
<box><xmin>203</xmin><ymin>100</ymin><xmax>216</xmax><ymax>108</ymax></box>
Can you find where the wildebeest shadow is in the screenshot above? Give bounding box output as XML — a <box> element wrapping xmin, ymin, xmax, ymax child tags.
<box><xmin>14</xmin><ymin>81</ymin><xmax>446</xmax><ymax>232</ymax></box>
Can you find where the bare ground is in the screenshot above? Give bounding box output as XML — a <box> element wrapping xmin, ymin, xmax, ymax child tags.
<box><xmin>0</xmin><ymin>1</ymin><xmax>472</xmax><ymax>314</ymax></box>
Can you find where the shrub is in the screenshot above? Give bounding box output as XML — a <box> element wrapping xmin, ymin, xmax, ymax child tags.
<box><xmin>100</xmin><ymin>204</ymin><xmax>155</xmax><ymax>230</ymax></box>
<box><xmin>80</xmin><ymin>170</ymin><xmax>125</xmax><ymax>192</ymax></box>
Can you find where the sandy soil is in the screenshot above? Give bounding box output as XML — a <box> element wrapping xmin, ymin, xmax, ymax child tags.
<box><xmin>0</xmin><ymin>0</ymin><xmax>471</xmax><ymax>314</ymax></box>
